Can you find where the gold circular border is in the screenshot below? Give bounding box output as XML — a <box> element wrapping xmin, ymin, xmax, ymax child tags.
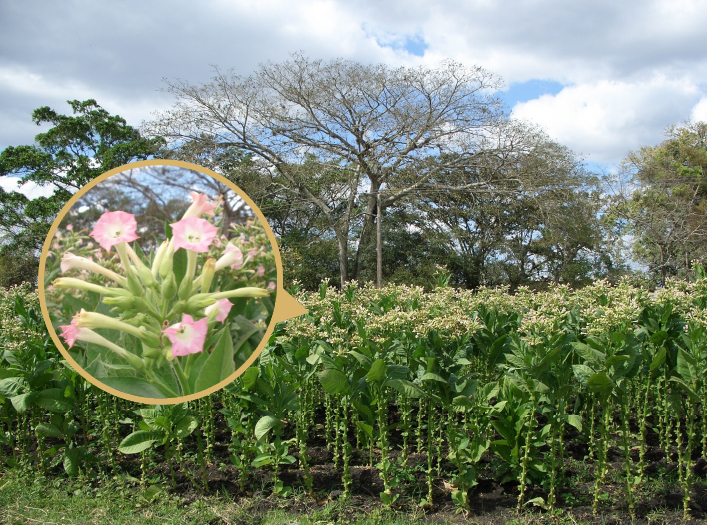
<box><xmin>38</xmin><ymin>159</ymin><xmax>283</xmax><ymax>405</ymax></box>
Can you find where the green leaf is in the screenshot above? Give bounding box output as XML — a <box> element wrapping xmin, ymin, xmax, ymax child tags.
<box><xmin>10</xmin><ymin>393</ymin><xmax>35</xmax><ymax>413</ymax></box>
<box><xmin>565</xmin><ymin>414</ymin><xmax>582</xmax><ymax>432</ymax></box>
<box><xmin>452</xmin><ymin>395</ymin><xmax>473</xmax><ymax>408</ymax></box>
<box><xmin>348</xmin><ymin>351</ymin><xmax>372</xmax><ymax>366</ymax></box>
<box><xmin>175</xmin><ymin>415</ymin><xmax>199</xmax><ymax>439</ymax></box>
<box><xmin>63</xmin><ymin>447</ymin><xmax>79</xmax><ymax>477</ymax></box>
<box><xmin>366</xmin><ymin>359</ymin><xmax>387</xmax><ymax>383</ymax></box>
<box><xmin>194</xmin><ymin>328</ymin><xmax>235</xmax><ymax>393</ymax></box>
<box><xmin>384</xmin><ymin>379</ymin><xmax>424</xmax><ymax>398</ymax></box>
<box><xmin>587</xmin><ymin>373</ymin><xmax>614</xmax><ymax>401</ymax></box>
<box><xmin>317</xmin><ymin>369</ymin><xmax>348</xmax><ymax>395</ymax></box>
<box><xmin>118</xmin><ymin>431</ymin><xmax>159</xmax><ymax>454</ymax></box>
<box><xmin>355</xmin><ymin>421</ymin><xmax>373</xmax><ymax>438</ymax></box>
<box><xmin>100</xmin><ymin>377</ymin><xmax>167</xmax><ymax>399</ymax></box>
<box><xmin>649</xmin><ymin>347</ymin><xmax>666</xmax><ymax>373</ymax></box>
<box><xmin>420</xmin><ymin>372</ymin><xmax>447</xmax><ymax>384</ymax></box>
<box><xmin>668</xmin><ymin>377</ymin><xmax>700</xmax><ymax>403</ymax></box>
<box><xmin>254</xmin><ymin>415</ymin><xmax>282</xmax><ymax>441</ymax></box>
<box><xmin>35</xmin><ymin>423</ymin><xmax>63</xmax><ymax>438</ymax></box>
<box><xmin>34</xmin><ymin>389</ymin><xmax>75</xmax><ymax>414</ymax></box>
<box><xmin>172</xmin><ymin>247</ymin><xmax>187</xmax><ymax>285</ymax></box>
<box><xmin>572</xmin><ymin>342</ymin><xmax>605</xmax><ymax>365</ymax></box>
<box><xmin>572</xmin><ymin>364</ymin><xmax>595</xmax><ymax>386</ymax></box>
<box><xmin>241</xmin><ymin>367</ymin><xmax>259</xmax><ymax>391</ymax></box>
<box><xmin>143</xmin><ymin>485</ymin><xmax>163</xmax><ymax>502</ymax></box>
<box><xmin>676</xmin><ymin>349</ymin><xmax>697</xmax><ymax>383</ymax></box>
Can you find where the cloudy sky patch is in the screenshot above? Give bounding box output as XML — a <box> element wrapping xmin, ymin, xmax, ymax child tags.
<box><xmin>2</xmin><ymin>0</ymin><xmax>706</xmax><ymax>170</ymax></box>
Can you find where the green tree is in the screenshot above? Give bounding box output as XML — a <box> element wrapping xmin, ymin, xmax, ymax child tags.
<box><xmin>0</xmin><ymin>99</ymin><xmax>162</xmax><ymax>254</ymax></box>
<box><xmin>616</xmin><ymin>121</ymin><xmax>707</xmax><ymax>285</ymax></box>
<box><xmin>0</xmin><ymin>250</ymin><xmax>39</xmax><ymax>288</ymax></box>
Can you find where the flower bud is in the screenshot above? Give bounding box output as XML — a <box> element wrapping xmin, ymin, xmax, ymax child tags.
<box><xmin>103</xmin><ymin>296</ymin><xmax>137</xmax><ymax>309</ymax></box>
<box><xmin>126</xmin><ymin>273</ymin><xmax>144</xmax><ymax>297</ymax></box>
<box><xmin>151</xmin><ymin>241</ymin><xmax>170</xmax><ymax>278</ymax></box>
<box><xmin>136</xmin><ymin>265</ymin><xmax>155</xmax><ymax>288</ymax></box>
<box><xmin>159</xmin><ymin>245</ymin><xmax>174</xmax><ymax>279</ymax></box>
<box><xmin>131</xmin><ymin>297</ymin><xmax>152</xmax><ymax>314</ymax></box>
<box><xmin>162</xmin><ymin>345</ymin><xmax>175</xmax><ymax>362</ymax></box>
<box><xmin>120</xmin><ymin>316</ymin><xmax>142</xmax><ymax>327</ymax></box>
<box><xmin>167</xmin><ymin>300</ymin><xmax>186</xmax><ymax>318</ymax></box>
<box><xmin>161</xmin><ymin>273</ymin><xmax>177</xmax><ymax>301</ymax></box>
<box><xmin>178</xmin><ymin>277</ymin><xmax>193</xmax><ymax>301</ymax></box>
<box><xmin>140</xmin><ymin>330</ymin><xmax>162</xmax><ymax>349</ymax></box>
<box><xmin>210</xmin><ymin>287</ymin><xmax>271</xmax><ymax>300</ymax></box>
<box><xmin>200</xmin><ymin>258</ymin><xmax>216</xmax><ymax>293</ymax></box>
<box><xmin>141</xmin><ymin>343</ymin><xmax>163</xmax><ymax>359</ymax></box>
<box><xmin>53</xmin><ymin>278</ymin><xmax>131</xmax><ymax>297</ymax></box>
<box><xmin>121</xmin><ymin>309</ymin><xmax>138</xmax><ymax>321</ymax></box>
<box><xmin>123</xmin><ymin>352</ymin><xmax>145</xmax><ymax>371</ymax></box>
<box><xmin>185</xmin><ymin>293</ymin><xmax>216</xmax><ymax>311</ymax></box>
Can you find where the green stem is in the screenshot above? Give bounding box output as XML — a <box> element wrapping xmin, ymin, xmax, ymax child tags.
<box><xmin>173</xmin><ymin>360</ymin><xmax>191</xmax><ymax>396</ymax></box>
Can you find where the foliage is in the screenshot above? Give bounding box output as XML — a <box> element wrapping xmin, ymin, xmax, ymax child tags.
<box><xmin>0</xmin><ymin>99</ymin><xmax>162</xmax><ymax>254</ymax></box>
<box><xmin>615</xmin><ymin>121</ymin><xmax>707</xmax><ymax>285</ymax></box>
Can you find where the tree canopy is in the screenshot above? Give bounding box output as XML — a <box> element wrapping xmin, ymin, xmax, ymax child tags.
<box><xmin>148</xmin><ymin>55</ymin><xmax>583</xmax><ymax>287</ymax></box>
<box><xmin>614</xmin><ymin>121</ymin><xmax>707</xmax><ymax>285</ymax></box>
<box><xmin>0</xmin><ymin>99</ymin><xmax>162</xmax><ymax>255</ymax></box>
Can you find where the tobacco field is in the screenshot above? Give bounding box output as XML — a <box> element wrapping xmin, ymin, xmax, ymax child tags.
<box><xmin>1</xmin><ymin>269</ymin><xmax>707</xmax><ymax>523</ymax></box>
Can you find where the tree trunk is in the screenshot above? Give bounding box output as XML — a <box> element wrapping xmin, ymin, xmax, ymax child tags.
<box><xmin>352</xmin><ymin>184</ymin><xmax>379</xmax><ymax>280</ymax></box>
<box><xmin>337</xmin><ymin>234</ymin><xmax>349</xmax><ymax>288</ymax></box>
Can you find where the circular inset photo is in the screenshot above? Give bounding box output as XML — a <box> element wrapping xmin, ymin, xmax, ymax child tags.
<box><xmin>39</xmin><ymin>161</ymin><xmax>282</xmax><ymax>403</ymax></box>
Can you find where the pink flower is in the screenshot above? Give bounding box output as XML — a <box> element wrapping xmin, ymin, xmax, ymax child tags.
<box><xmin>246</xmin><ymin>248</ymin><xmax>257</xmax><ymax>261</ymax></box>
<box><xmin>205</xmin><ymin>298</ymin><xmax>233</xmax><ymax>323</ymax></box>
<box><xmin>162</xmin><ymin>314</ymin><xmax>209</xmax><ymax>357</ymax></box>
<box><xmin>183</xmin><ymin>192</ymin><xmax>216</xmax><ymax>218</ymax></box>
<box><xmin>59</xmin><ymin>318</ymin><xmax>81</xmax><ymax>348</ymax></box>
<box><xmin>52</xmin><ymin>243</ymin><xmax>60</xmax><ymax>250</ymax></box>
<box><xmin>90</xmin><ymin>211</ymin><xmax>140</xmax><ymax>252</ymax></box>
<box><xmin>215</xmin><ymin>243</ymin><xmax>243</xmax><ymax>271</ymax></box>
<box><xmin>66</xmin><ymin>224</ymin><xmax>73</xmax><ymax>231</ymax></box>
<box><xmin>170</xmin><ymin>216</ymin><xmax>219</xmax><ymax>253</ymax></box>
<box><xmin>256</xmin><ymin>265</ymin><xmax>265</xmax><ymax>277</ymax></box>
<box><xmin>267</xmin><ymin>281</ymin><xmax>276</xmax><ymax>292</ymax></box>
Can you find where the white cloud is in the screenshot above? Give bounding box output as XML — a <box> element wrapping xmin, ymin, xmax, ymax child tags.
<box><xmin>0</xmin><ymin>176</ymin><xmax>56</xmax><ymax>199</ymax></box>
<box><xmin>512</xmin><ymin>77</ymin><xmax>702</xmax><ymax>164</ymax></box>
<box><xmin>690</xmin><ymin>97</ymin><xmax>707</xmax><ymax>122</ymax></box>
<box><xmin>1</xmin><ymin>0</ymin><xmax>707</xmax><ymax>166</ymax></box>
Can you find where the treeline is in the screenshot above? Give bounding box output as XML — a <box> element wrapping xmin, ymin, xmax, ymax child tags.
<box><xmin>1</xmin><ymin>56</ymin><xmax>706</xmax><ymax>290</ymax></box>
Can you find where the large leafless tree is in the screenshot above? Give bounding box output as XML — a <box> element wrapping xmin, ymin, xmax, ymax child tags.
<box><xmin>147</xmin><ymin>54</ymin><xmax>546</xmax><ymax>286</ymax></box>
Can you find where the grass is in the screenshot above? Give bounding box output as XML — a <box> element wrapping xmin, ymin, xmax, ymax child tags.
<box><xmin>0</xmin><ymin>466</ymin><xmax>698</xmax><ymax>525</ymax></box>
<box><xmin>0</xmin><ymin>469</ymin><xmax>430</xmax><ymax>525</ymax></box>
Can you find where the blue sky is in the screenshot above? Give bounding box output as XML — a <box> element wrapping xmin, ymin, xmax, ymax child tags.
<box><xmin>2</xmin><ymin>0</ymin><xmax>707</xmax><ymax>199</ymax></box>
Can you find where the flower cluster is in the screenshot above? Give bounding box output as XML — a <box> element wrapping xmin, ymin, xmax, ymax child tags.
<box><xmin>48</xmin><ymin>191</ymin><xmax>275</xmax><ymax>397</ymax></box>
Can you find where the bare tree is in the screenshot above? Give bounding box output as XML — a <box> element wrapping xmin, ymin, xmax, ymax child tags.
<box><xmin>147</xmin><ymin>54</ymin><xmax>544</xmax><ymax>286</ymax></box>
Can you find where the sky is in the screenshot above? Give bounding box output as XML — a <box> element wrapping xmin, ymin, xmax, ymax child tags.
<box><xmin>2</xmin><ymin>0</ymin><xmax>707</xmax><ymax>198</ymax></box>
